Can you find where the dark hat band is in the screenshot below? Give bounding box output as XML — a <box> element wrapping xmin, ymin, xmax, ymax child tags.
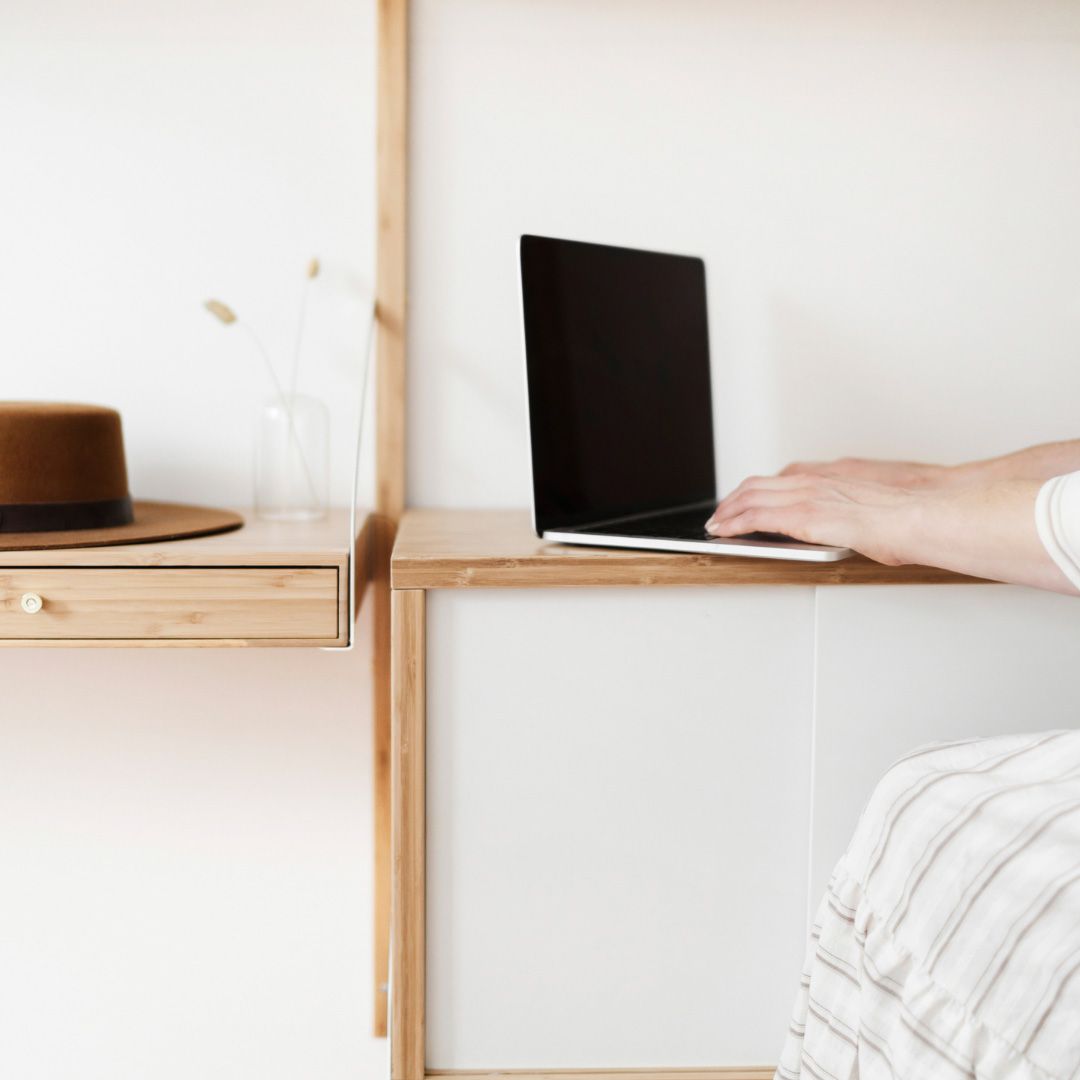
<box><xmin>0</xmin><ymin>495</ymin><xmax>134</xmax><ymax>534</ymax></box>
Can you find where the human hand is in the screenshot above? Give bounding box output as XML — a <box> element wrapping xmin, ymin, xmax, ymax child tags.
<box><xmin>705</xmin><ymin>474</ymin><xmax>1073</xmax><ymax>591</ymax></box>
<box><xmin>705</xmin><ymin>474</ymin><xmax>919</xmax><ymax>563</ymax></box>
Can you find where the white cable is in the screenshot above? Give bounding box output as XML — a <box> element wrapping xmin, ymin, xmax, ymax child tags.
<box><xmin>806</xmin><ymin>586</ymin><xmax>820</xmax><ymax>931</ymax></box>
<box><xmin>325</xmin><ymin>300</ymin><xmax>377</xmax><ymax>652</ymax></box>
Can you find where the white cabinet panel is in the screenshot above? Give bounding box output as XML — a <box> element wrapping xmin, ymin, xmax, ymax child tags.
<box><xmin>426</xmin><ymin>587</ymin><xmax>814</xmax><ymax>1068</ymax></box>
<box><xmin>811</xmin><ymin>585</ymin><xmax>1080</xmax><ymax>908</ymax></box>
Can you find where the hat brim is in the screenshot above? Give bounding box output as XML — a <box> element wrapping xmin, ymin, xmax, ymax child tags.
<box><xmin>0</xmin><ymin>499</ymin><xmax>243</xmax><ymax>551</ymax></box>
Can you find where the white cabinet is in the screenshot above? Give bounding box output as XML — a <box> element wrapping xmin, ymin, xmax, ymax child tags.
<box><xmin>425</xmin><ymin>587</ymin><xmax>815</xmax><ymax>1068</ymax></box>
<box><xmin>810</xmin><ymin>585</ymin><xmax>1080</xmax><ymax>906</ymax></box>
<box><xmin>405</xmin><ymin>566</ymin><xmax>1080</xmax><ymax>1073</ymax></box>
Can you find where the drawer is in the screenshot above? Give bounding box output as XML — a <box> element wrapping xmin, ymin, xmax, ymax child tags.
<box><xmin>0</xmin><ymin>567</ymin><xmax>340</xmax><ymax>642</ymax></box>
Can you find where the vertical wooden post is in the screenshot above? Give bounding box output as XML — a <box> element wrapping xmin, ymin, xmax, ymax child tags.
<box><xmin>375</xmin><ymin>0</ymin><xmax>408</xmax><ymax>525</ymax></box>
<box><xmin>374</xmin><ymin>0</ymin><xmax>408</xmax><ymax>1041</ymax></box>
<box><xmin>372</xmin><ymin>522</ymin><xmax>395</xmax><ymax>1040</ymax></box>
<box><xmin>390</xmin><ymin>588</ymin><xmax>426</xmax><ymax>1080</ymax></box>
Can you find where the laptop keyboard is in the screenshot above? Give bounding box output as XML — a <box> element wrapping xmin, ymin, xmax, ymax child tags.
<box><xmin>571</xmin><ymin>506</ymin><xmax>795</xmax><ymax>545</ymax></box>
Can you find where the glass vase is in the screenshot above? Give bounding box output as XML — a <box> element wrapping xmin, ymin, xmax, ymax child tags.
<box><xmin>254</xmin><ymin>394</ymin><xmax>329</xmax><ymax>522</ymax></box>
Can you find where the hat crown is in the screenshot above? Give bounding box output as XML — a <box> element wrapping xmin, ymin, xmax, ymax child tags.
<box><xmin>0</xmin><ymin>402</ymin><xmax>130</xmax><ymax>506</ymax></box>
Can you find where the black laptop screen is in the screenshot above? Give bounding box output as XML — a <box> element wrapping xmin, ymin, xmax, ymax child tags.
<box><xmin>521</xmin><ymin>235</ymin><xmax>716</xmax><ymax>533</ymax></box>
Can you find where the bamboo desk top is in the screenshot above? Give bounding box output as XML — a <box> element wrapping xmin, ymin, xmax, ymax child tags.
<box><xmin>391</xmin><ymin>509</ymin><xmax>987</xmax><ymax>590</ymax></box>
<box><xmin>0</xmin><ymin>509</ymin><xmax>362</xmax><ymax>647</ymax></box>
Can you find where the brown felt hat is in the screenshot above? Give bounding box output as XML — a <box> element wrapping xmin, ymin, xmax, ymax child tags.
<box><xmin>0</xmin><ymin>402</ymin><xmax>242</xmax><ymax>550</ymax></box>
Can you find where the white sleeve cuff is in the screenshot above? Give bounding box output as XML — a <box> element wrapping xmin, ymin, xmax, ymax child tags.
<box><xmin>1035</xmin><ymin>472</ymin><xmax>1080</xmax><ymax>592</ymax></box>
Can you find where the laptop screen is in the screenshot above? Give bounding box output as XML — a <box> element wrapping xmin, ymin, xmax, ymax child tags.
<box><xmin>520</xmin><ymin>235</ymin><xmax>716</xmax><ymax>533</ymax></box>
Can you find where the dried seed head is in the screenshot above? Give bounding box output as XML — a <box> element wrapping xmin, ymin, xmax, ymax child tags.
<box><xmin>307</xmin><ymin>257</ymin><xmax>320</xmax><ymax>280</ymax></box>
<box><xmin>205</xmin><ymin>299</ymin><xmax>237</xmax><ymax>325</ymax></box>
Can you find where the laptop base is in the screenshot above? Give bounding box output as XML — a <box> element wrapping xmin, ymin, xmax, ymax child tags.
<box><xmin>543</xmin><ymin>503</ymin><xmax>852</xmax><ymax>563</ymax></box>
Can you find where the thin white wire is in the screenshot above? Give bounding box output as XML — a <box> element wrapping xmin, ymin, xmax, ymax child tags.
<box><xmin>806</xmin><ymin>586</ymin><xmax>820</xmax><ymax>931</ymax></box>
<box><xmin>335</xmin><ymin>301</ymin><xmax>377</xmax><ymax>652</ymax></box>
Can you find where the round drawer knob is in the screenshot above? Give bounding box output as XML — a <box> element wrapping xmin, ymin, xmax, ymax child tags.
<box><xmin>20</xmin><ymin>592</ymin><xmax>43</xmax><ymax>615</ymax></box>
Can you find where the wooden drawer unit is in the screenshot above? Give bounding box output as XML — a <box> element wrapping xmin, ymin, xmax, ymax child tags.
<box><xmin>0</xmin><ymin>511</ymin><xmax>356</xmax><ymax>647</ymax></box>
<box><xmin>0</xmin><ymin>566</ymin><xmax>341</xmax><ymax>644</ymax></box>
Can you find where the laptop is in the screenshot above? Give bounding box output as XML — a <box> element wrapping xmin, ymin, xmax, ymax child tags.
<box><xmin>519</xmin><ymin>235</ymin><xmax>852</xmax><ymax>562</ymax></box>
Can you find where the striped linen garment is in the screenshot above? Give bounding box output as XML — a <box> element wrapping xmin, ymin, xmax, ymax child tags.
<box><xmin>778</xmin><ymin>730</ymin><xmax>1080</xmax><ymax>1080</ymax></box>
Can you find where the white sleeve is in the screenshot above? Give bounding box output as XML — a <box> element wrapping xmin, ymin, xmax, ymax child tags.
<box><xmin>1035</xmin><ymin>472</ymin><xmax>1080</xmax><ymax>592</ymax></box>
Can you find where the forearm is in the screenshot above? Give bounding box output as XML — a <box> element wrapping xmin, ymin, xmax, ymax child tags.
<box><xmin>956</xmin><ymin>441</ymin><xmax>1080</xmax><ymax>486</ymax></box>
<box><xmin>708</xmin><ymin>472</ymin><xmax>1080</xmax><ymax>594</ymax></box>
<box><xmin>894</xmin><ymin>480</ymin><xmax>1076</xmax><ymax>593</ymax></box>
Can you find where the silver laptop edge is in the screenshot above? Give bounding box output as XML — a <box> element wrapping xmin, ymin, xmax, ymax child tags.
<box><xmin>541</xmin><ymin>529</ymin><xmax>850</xmax><ymax>562</ymax></box>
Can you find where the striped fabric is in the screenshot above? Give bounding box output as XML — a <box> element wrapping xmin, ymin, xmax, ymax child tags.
<box><xmin>778</xmin><ymin>730</ymin><xmax>1080</xmax><ymax>1080</ymax></box>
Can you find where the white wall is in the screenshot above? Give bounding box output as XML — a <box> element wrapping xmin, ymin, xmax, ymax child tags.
<box><xmin>410</xmin><ymin>0</ymin><xmax>1080</xmax><ymax>507</ymax></box>
<box><xmin>1</xmin><ymin>4</ymin><xmax>383</xmax><ymax>1078</ymax></box>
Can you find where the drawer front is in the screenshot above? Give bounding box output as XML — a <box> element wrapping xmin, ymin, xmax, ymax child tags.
<box><xmin>0</xmin><ymin>568</ymin><xmax>339</xmax><ymax>641</ymax></box>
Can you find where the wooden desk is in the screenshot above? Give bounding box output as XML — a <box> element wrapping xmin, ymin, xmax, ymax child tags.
<box><xmin>391</xmin><ymin>509</ymin><xmax>985</xmax><ymax>590</ymax></box>
<box><xmin>0</xmin><ymin>510</ymin><xmax>361</xmax><ymax>648</ymax></box>
<box><xmin>388</xmin><ymin>509</ymin><xmax>986</xmax><ymax>1080</ymax></box>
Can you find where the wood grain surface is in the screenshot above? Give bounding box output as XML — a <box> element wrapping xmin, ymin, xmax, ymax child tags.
<box><xmin>0</xmin><ymin>509</ymin><xmax>352</xmax><ymax>570</ymax></box>
<box><xmin>391</xmin><ymin>587</ymin><xmax>426</xmax><ymax>1079</ymax></box>
<box><xmin>0</xmin><ymin>509</ymin><xmax>356</xmax><ymax>646</ymax></box>
<box><xmin>425</xmin><ymin>1069</ymin><xmax>775</xmax><ymax>1079</ymax></box>
<box><xmin>0</xmin><ymin>567</ymin><xmax>340</xmax><ymax>643</ymax></box>
<box><xmin>391</xmin><ymin>509</ymin><xmax>990</xmax><ymax>590</ymax></box>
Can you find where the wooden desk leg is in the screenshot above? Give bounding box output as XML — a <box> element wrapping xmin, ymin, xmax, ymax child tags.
<box><xmin>372</xmin><ymin>519</ymin><xmax>394</xmax><ymax>1038</ymax></box>
<box><xmin>391</xmin><ymin>588</ymin><xmax>426</xmax><ymax>1080</ymax></box>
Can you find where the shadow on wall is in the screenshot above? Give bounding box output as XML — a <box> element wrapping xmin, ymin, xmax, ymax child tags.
<box><xmin>768</xmin><ymin>296</ymin><xmax>923</xmax><ymax>465</ymax></box>
<box><xmin>410</xmin><ymin>343</ymin><xmax>531</xmax><ymax>503</ymax></box>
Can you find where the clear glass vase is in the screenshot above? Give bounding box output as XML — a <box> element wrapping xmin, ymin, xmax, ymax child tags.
<box><xmin>254</xmin><ymin>394</ymin><xmax>329</xmax><ymax>522</ymax></box>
